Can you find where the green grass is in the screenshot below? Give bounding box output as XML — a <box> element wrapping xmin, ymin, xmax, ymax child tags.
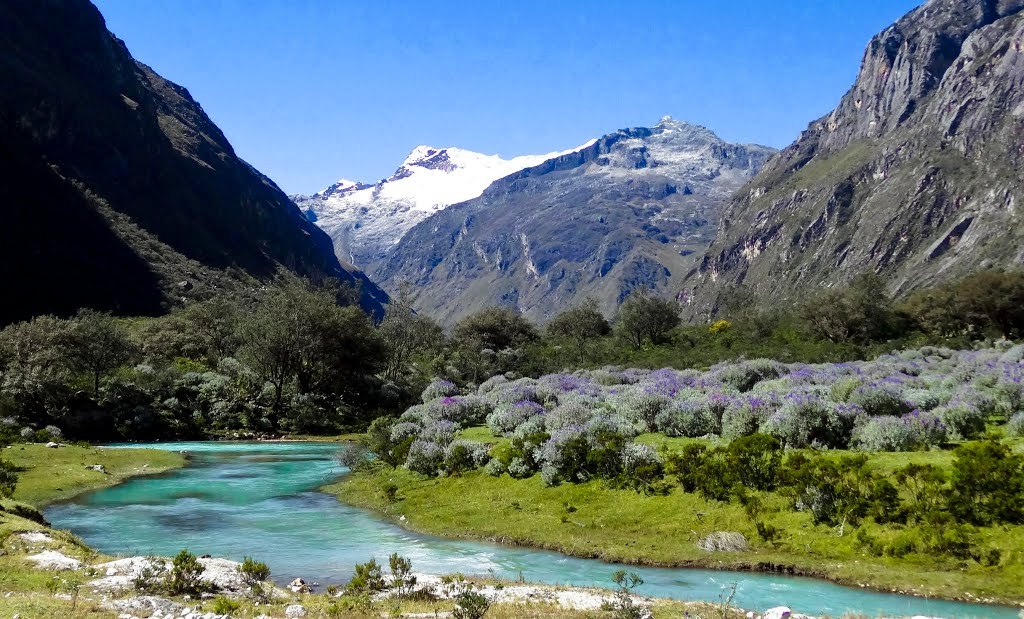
<box><xmin>4</xmin><ymin>443</ymin><xmax>185</xmax><ymax>507</ymax></box>
<box><xmin>330</xmin><ymin>427</ymin><xmax>1024</xmax><ymax>606</ymax></box>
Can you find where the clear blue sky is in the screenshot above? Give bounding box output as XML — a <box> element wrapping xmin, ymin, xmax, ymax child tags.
<box><xmin>93</xmin><ymin>0</ymin><xmax>921</xmax><ymax>195</ymax></box>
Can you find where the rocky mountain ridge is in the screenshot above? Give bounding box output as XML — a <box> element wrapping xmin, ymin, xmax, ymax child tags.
<box><xmin>374</xmin><ymin>117</ymin><xmax>775</xmax><ymax>325</ymax></box>
<box><xmin>686</xmin><ymin>0</ymin><xmax>1024</xmax><ymax>316</ymax></box>
<box><xmin>295</xmin><ymin>141</ymin><xmax>594</xmax><ymax>272</ymax></box>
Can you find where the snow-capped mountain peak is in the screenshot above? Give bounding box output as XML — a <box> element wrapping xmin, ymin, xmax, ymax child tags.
<box><xmin>295</xmin><ymin>139</ymin><xmax>596</xmax><ymax>271</ymax></box>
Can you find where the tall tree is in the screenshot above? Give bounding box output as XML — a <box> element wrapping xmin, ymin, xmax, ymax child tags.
<box><xmin>616</xmin><ymin>290</ymin><xmax>680</xmax><ymax>348</ymax></box>
<box><xmin>800</xmin><ymin>273</ymin><xmax>897</xmax><ymax>344</ymax></box>
<box><xmin>547</xmin><ymin>298</ymin><xmax>610</xmax><ymax>364</ymax></box>
<box><xmin>67</xmin><ymin>310</ymin><xmax>134</xmax><ymax>398</ymax></box>
<box><xmin>377</xmin><ymin>287</ymin><xmax>444</xmax><ymax>383</ymax></box>
<box><xmin>239</xmin><ymin>280</ymin><xmax>385</xmax><ymax>426</ymax></box>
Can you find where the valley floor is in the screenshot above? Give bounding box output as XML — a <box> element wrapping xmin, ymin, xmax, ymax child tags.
<box><xmin>327</xmin><ymin>432</ymin><xmax>1024</xmax><ymax>608</ymax></box>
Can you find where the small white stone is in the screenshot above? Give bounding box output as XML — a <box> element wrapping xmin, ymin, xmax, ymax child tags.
<box><xmin>285</xmin><ymin>604</ymin><xmax>307</xmax><ymax>618</ymax></box>
<box><xmin>763</xmin><ymin>607</ymin><xmax>792</xmax><ymax>619</ymax></box>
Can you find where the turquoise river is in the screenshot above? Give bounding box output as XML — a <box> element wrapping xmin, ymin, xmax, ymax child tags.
<box><xmin>44</xmin><ymin>441</ymin><xmax>1018</xmax><ymax>618</ymax></box>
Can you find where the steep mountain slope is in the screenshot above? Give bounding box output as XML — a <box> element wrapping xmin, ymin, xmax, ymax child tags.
<box><xmin>0</xmin><ymin>0</ymin><xmax>387</xmax><ymax>325</ymax></box>
<box><xmin>687</xmin><ymin>0</ymin><xmax>1024</xmax><ymax>316</ymax></box>
<box><xmin>295</xmin><ymin>142</ymin><xmax>594</xmax><ymax>272</ymax></box>
<box><xmin>375</xmin><ymin>118</ymin><xmax>774</xmax><ymax>325</ymax></box>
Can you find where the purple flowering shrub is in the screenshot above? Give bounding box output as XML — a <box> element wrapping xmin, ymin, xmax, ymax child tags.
<box><xmin>421</xmin><ymin>380</ymin><xmax>458</xmax><ymax>403</ymax></box>
<box><xmin>425</xmin><ymin>395</ymin><xmax>492</xmax><ymax>425</ymax></box>
<box><xmin>656</xmin><ymin>399</ymin><xmax>718</xmax><ymax>438</ymax></box>
<box><xmin>384</xmin><ymin>345</ymin><xmax>1024</xmax><ymax>477</ymax></box>
<box><xmin>613</xmin><ymin>392</ymin><xmax>671</xmax><ymax>432</ymax></box>
<box><xmin>486</xmin><ymin>400</ymin><xmax>545</xmax><ymax>436</ymax></box>
<box><xmin>846</xmin><ymin>383</ymin><xmax>913</xmax><ymax>417</ymax></box>
<box><xmin>761</xmin><ymin>393</ymin><xmax>861</xmax><ymax>448</ymax></box>
<box><xmin>442</xmin><ymin>439</ymin><xmax>491</xmax><ymax>475</ymax></box>
<box><xmin>490</xmin><ymin>380</ymin><xmax>543</xmax><ymax>405</ymax></box>
<box><xmin>935</xmin><ymin>402</ymin><xmax>986</xmax><ymax>440</ymax></box>
<box><xmin>712</xmin><ymin>358</ymin><xmax>787</xmax><ymax>392</ymax></box>
<box><xmin>721</xmin><ymin>395</ymin><xmax>777</xmax><ymax>440</ymax></box>
<box><xmin>546</xmin><ymin>401</ymin><xmax>596</xmax><ymax>432</ymax></box>
<box><xmin>405</xmin><ymin>440</ymin><xmax>444</xmax><ymax>475</ymax></box>
<box><xmin>419</xmin><ymin>419</ymin><xmax>457</xmax><ymax>446</ymax></box>
<box><xmin>852</xmin><ymin>411</ymin><xmax>947</xmax><ymax>451</ymax></box>
<box><xmin>477</xmin><ymin>374</ymin><xmax>509</xmax><ymax>395</ymax></box>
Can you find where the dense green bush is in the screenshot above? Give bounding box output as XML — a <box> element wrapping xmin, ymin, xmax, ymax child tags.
<box><xmin>947</xmin><ymin>440</ymin><xmax>1024</xmax><ymax>525</ymax></box>
<box><xmin>167</xmin><ymin>549</ymin><xmax>206</xmax><ymax>595</ymax></box>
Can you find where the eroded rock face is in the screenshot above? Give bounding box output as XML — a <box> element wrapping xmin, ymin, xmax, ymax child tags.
<box><xmin>376</xmin><ymin>118</ymin><xmax>774</xmax><ymax>326</ymax></box>
<box><xmin>687</xmin><ymin>0</ymin><xmax>1024</xmax><ymax>317</ymax></box>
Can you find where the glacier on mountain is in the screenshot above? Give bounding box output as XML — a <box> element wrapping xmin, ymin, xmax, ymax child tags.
<box><xmin>294</xmin><ymin>140</ymin><xmax>596</xmax><ymax>272</ymax></box>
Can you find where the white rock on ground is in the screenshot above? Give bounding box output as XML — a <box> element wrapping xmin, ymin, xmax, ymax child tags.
<box><xmin>90</xmin><ymin>555</ymin><xmax>288</xmax><ymax>599</ymax></box>
<box><xmin>18</xmin><ymin>532</ymin><xmax>53</xmax><ymax>544</ymax></box>
<box><xmin>105</xmin><ymin>595</ymin><xmax>233</xmax><ymax>619</ymax></box>
<box><xmin>26</xmin><ymin>550</ymin><xmax>82</xmax><ymax>570</ymax></box>
<box><xmin>378</xmin><ymin>573</ymin><xmax>638</xmax><ymax>612</ymax></box>
<box><xmin>285</xmin><ymin>604</ymin><xmax>307</xmax><ymax>617</ymax></box>
<box><xmin>763</xmin><ymin>607</ymin><xmax>792</xmax><ymax>619</ymax></box>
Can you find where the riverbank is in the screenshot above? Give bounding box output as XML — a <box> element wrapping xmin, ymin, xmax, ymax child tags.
<box><xmin>328</xmin><ymin>464</ymin><xmax>1024</xmax><ymax>608</ymax></box>
<box><xmin>0</xmin><ymin>504</ymin><xmax>742</xmax><ymax>619</ymax></box>
<box><xmin>5</xmin><ymin>441</ymin><xmax>698</xmax><ymax>619</ymax></box>
<box><xmin>3</xmin><ymin>442</ymin><xmax>186</xmax><ymax>507</ymax></box>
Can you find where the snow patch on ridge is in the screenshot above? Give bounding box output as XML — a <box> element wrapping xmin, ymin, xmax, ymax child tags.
<box><xmin>296</xmin><ymin>138</ymin><xmax>596</xmax><ymax>271</ymax></box>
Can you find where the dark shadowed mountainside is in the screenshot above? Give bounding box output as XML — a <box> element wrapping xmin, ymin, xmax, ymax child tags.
<box><xmin>0</xmin><ymin>0</ymin><xmax>387</xmax><ymax>325</ymax></box>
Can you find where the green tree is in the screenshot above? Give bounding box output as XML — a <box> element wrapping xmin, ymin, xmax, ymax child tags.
<box><xmin>239</xmin><ymin>280</ymin><xmax>386</xmax><ymax>426</ymax></box>
<box><xmin>377</xmin><ymin>286</ymin><xmax>444</xmax><ymax>383</ymax></box>
<box><xmin>0</xmin><ymin>315</ymin><xmax>73</xmax><ymax>415</ymax></box>
<box><xmin>452</xmin><ymin>306</ymin><xmax>538</xmax><ymax>351</ymax></box>
<box><xmin>546</xmin><ymin>298</ymin><xmax>610</xmax><ymax>364</ymax></box>
<box><xmin>616</xmin><ymin>290</ymin><xmax>680</xmax><ymax>348</ymax></box>
<box><xmin>800</xmin><ymin>273</ymin><xmax>897</xmax><ymax>344</ymax></box>
<box><xmin>947</xmin><ymin>440</ymin><xmax>1024</xmax><ymax>525</ymax></box>
<box><xmin>66</xmin><ymin>309</ymin><xmax>134</xmax><ymax>398</ymax></box>
<box><xmin>451</xmin><ymin>307</ymin><xmax>538</xmax><ymax>381</ymax></box>
<box><xmin>903</xmin><ymin>270</ymin><xmax>1024</xmax><ymax>338</ymax></box>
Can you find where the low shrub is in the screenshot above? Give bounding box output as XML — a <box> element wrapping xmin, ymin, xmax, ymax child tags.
<box><xmin>167</xmin><ymin>549</ymin><xmax>206</xmax><ymax>595</ymax></box>
<box><xmin>1008</xmin><ymin>412</ymin><xmax>1024</xmax><ymax>437</ymax></box>
<box><xmin>406</xmin><ymin>440</ymin><xmax>444</xmax><ymax>475</ymax></box>
<box><xmin>656</xmin><ymin>399</ymin><xmax>717</xmax><ymax>438</ymax></box>
<box><xmin>935</xmin><ymin>403</ymin><xmax>986</xmax><ymax>441</ymax></box>
<box><xmin>422</xmin><ymin>380</ymin><xmax>459</xmax><ymax>403</ymax></box>
<box><xmin>347</xmin><ymin>559</ymin><xmax>386</xmax><ymax>594</ymax></box>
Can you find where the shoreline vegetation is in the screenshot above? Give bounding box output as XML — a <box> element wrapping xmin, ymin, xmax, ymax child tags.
<box><xmin>0</xmin><ymin>446</ymin><xmax>754</xmax><ymax>619</ymax></box>
<box><xmin>3</xmin><ymin>443</ymin><xmax>185</xmax><ymax>508</ymax></box>
<box><xmin>328</xmin><ymin>462</ymin><xmax>1023</xmax><ymax>608</ymax></box>
<box><xmin>326</xmin><ymin>344</ymin><xmax>1024</xmax><ymax>609</ymax></box>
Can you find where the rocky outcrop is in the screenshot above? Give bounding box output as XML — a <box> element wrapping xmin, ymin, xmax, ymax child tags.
<box><xmin>0</xmin><ymin>0</ymin><xmax>387</xmax><ymax>324</ymax></box>
<box><xmin>377</xmin><ymin>118</ymin><xmax>774</xmax><ymax>325</ymax></box>
<box><xmin>687</xmin><ymin>0</ymin><xmax>1024</xmax><ymax>317</ymax></box>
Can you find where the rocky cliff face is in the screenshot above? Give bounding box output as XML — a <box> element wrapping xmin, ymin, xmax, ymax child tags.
<box><xmin>375</xmin><ymin>118</ymin><xmax>774</xmax><ymax>325</ymax></box>
<box><xmin>0</xmin><ymin>0</ymin><xmax>387</xmax><ymax>324</ymax></box>
<box><xmin>688</xmin><ymin>0</ymin><xmax>1024</xmax><ymax>316</ymax></box>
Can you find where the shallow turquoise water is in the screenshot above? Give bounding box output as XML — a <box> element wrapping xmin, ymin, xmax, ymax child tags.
<box><xmin>45</xmin><ymin>441</ymin><xmax>1017</xmax><ymax>618</ymax></box>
